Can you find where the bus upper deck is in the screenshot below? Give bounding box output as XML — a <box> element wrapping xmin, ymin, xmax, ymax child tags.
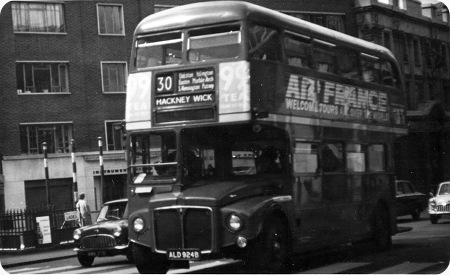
<box><xmin>126</xmin><ymin>1</ymin><xmax>406</xmax><ymax>134</ymax></box>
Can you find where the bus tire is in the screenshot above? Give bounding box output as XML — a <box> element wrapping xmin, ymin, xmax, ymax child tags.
<box><xmin>246</xmin><ymin>215</ymin><xmax>290</xmax><ymax>273</ymax></box>
<box><xmin>373</xmin><ymin>203</ymin><xmax>392</xmax><ymax>252</ymax></box>
<box><xmin>77</xmin><ymin>253</ymin><xmax>95</xmax><ymax>267</ymax></box>
<box><xmin>132</xmin><ymin>243</ymin><xmax>170</xmax><ymax>274</ymax></box>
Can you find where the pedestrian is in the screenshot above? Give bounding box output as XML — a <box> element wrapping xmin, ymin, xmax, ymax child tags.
<box><xmin>76</xmin><ymin>193</ymin><xmax>92</xmax><ymax>226</ymax></box>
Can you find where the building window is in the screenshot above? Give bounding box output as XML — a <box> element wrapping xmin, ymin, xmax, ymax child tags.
<box><xmin>383</xmin><ymin>31</ymin><xmax>392</xmax><ymax>50</ymax></box>
<box><xmin>12</xmin><ymin>2</ymin><xmax>65</xmax><ymax>33</ymax></box>
<box><xmin>16</xmin><ymin>62</ymin><xmax>69</xmax><ymax>94</ymax></box>
<box><xmin>20</xmin><ymin>123</ymin><xmax>73</xmax><ymax>154</ymax></box>
<box><xmin>378</xmin><ymin>0</ymin><xmax>406</xmax><ymax>9</ymax></box>
<box><xmin>416</xmin><ymin>81</ymin><xmax>424</xmax><ymax>101</ymax></box>
<box><xmin>284</xmin><ymin>13</ymin><xmax>345</xmax><ymax>33</ymax></box>
<box><xmin>101</xmin><ymin>62</ymin><xmax>127</xmax><ymax>92</ymax></box>
<box><xmin>105</xmin><ymin>121</ymin><xmax>125</xmax><ymax>151</ymax></box>
<box><xmin>442</xmin><ymin>9</ymin><xmax>448</xmax><ymax>22</ymax></box>
<box><xmin>154</xmin><ymin>5</ymin><xmax>175</xmax><ymax>13</ymax></box>
<box><xmin>97</xmin><ymin>4</ymin><xmax>124</xmax><ymax>35</ymax></box>
<box><xmin>413</xmin><ymin>39</ymin><xmax>421</xmax><ymax>67</ymax></box>
<box><xmin>441</xmin><ymin>43</ymin><xmax>448</xmax><ymax>71</ymax></box>
<box><xmin>25</xmin><ymin>178</ymin><xmax>73</xmax><ymax>209</ymax></box>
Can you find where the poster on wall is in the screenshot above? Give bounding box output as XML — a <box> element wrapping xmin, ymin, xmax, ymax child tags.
<box><xmin>36</xmin><ymin>216</ymin><xmax>52</xmax><ymax>245</ymax></box>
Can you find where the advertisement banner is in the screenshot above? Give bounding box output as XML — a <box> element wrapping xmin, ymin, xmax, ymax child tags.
<box><xmin>36</xmin><ymin>216</ymin><xmax>52</xmax><ymax>245</ymax></box>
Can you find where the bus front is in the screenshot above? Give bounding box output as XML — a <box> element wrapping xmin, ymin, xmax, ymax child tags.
<box><xmin>126</xmin><ymin>6</ymin><xmax>291</xmax><ymax>274</ymax></box>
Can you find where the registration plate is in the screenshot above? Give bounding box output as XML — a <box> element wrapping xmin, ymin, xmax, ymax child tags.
<box><xmin>167</xmin><ymin>249</ymin><xmax>201</xmax><ymax>261</ymax></box>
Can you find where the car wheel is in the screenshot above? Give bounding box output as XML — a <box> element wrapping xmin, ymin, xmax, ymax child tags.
<box><xmin>430</xmin><ymin>214</ymin><xmax>439</xmax><ymax>224</ymax></box>
<box><xmin>373</xmin><ymin>203</ymin><xmax>392</xmax><ymax>252</ymax></box>
<box><xmin>245</xmin><ymin>215</ymin><xmax>290</xmax><ymax>273</ymax></box>
<box><xmin>132</xmin><ymin>243</ymin><xmax>170</xmax><ymax>274</ymax></box>
<box><xmin>411</xmin><ymin>206</ymin><xmax>421</xmax><ymax>220</ymax></box>
<box><xmin>77</xmin><ymin>253</ymin><xmax>95</xmax><ymax>267</ymax></box>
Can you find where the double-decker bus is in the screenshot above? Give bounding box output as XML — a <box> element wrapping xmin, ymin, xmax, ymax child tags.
<box><xmin>125</xmin><ymin>2</ymin><xmax>407</xmax><ymax>273</ymax></box>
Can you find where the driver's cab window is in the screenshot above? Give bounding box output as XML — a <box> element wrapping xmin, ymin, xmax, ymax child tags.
<box><xmin>130</xmin><ymin>132</ymin><xmax>177</xmax><ymax>183</ymax></box>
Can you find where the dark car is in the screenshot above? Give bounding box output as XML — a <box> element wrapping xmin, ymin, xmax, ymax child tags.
<box><xmin>73</xmin><ymin>198</ymin><xmax>131</xmax><ymax>267</ymax></box>
<box><xmin>395</xmin><ymin>180</ymin><xmax>427</xmax><ymax>220</ymax></box>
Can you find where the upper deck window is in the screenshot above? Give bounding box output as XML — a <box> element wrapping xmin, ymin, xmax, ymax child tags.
<box><xmin>336</xmin><ymin>48</ymin><xmax>359</xmax><ymax>80</ymax></box>
<box><xmin>188</xmin><ymin>25</ymin><xmax>241</xmax><ymax>63</ymax></box>
<box><xmin>248</xmin><ymin>24</ymin><xmax>281</xmax><ymax>61</ymax></box>
<box><xmin>136</xmin><ymin>32</ymin><xmax>182</xmax><ymax>69</ymax></box>
<box><xmin>284</xmin><ymin>33</ymin><xmax>312</xmax><ymax>69</ymax></box>
<box><xmin>360</xmin><ymin>53</ymin><xmax>381</xmax><ymax>84</ymax></box>
<box><xmin>313</xmin><ymin>40</ymin><xmax>336</xmax><ymax>73</ymax></box>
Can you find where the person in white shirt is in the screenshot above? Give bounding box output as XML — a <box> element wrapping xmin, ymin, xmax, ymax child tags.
<box><xmin>76</xmin><ymin>193</ymin><xmax>92</xmax><ymax>226</ymax></box>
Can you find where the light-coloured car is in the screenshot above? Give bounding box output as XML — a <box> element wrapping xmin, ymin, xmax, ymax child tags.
<box><xmin>428</xmin><ymin>181</ymin><xmax>450</xmax><ymax>224</ymax></box>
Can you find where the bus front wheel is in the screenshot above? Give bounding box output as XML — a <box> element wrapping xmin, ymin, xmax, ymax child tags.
<box><xmin>132</xmin><ymin>243</ymin><xmax>170</xmax><ymax>274</ymax></box>
<box><xmin>245</xmin><ymin>215</ymin><xmax>290</xmax><ymax>273</ymax></box>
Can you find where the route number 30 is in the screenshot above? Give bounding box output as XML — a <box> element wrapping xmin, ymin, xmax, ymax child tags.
<box><xmin>156</xmin><ymin>75</ymin><xmax>174</xmax><ymax>93</ymax></box>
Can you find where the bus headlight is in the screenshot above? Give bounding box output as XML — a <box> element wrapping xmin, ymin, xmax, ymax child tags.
<box><xmin>73</xmin><ymin>229</ymin><xmax>82</xmax><ymax>240</ymax></box>
<box><xmin>113</xmin><ymin>226</ymin><xmax>122</xmax><ymax>237</ymax></box>
<box><xmin>227</xmin><ymin>214</ymin><xmax>243</xmax><ymax>231</ymax></box>
<box><xmin>133</xmin><ymin>217</ymin><xmax>145</xmax><ymax>233</ymax></box>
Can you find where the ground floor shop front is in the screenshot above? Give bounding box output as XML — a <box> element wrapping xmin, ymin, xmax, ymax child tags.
<box><xmin>1</xmin><ymin>151</ymin><xmax>127</xmax><ymax>212</ymax></box>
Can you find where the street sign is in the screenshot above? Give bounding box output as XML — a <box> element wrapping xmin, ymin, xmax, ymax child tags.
<box><xmin>64</xmin><ymin>211</ymin><xmax>79</xmax><ymax>221</ymax></box>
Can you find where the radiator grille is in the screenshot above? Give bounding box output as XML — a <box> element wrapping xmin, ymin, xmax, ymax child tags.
<box><xmin>154</xmin><ymin>207</ymin><xmax>213</xmax><ymax>252</ymax></box>
<box><xmin>436</xmin><ymin>205</ymin><xmax>450</xmax><ymax>212</ymax></box>
<box><xmin>80</xmin><ymin>235</ymin><xmax>116</xmax><ymax>249</ymax></box>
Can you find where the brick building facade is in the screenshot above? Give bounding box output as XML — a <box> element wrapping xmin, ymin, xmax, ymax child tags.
<box><xmin>0</xmin><ymin>0</ymin><xmax>448</xmax><ymax>211</ymax></box>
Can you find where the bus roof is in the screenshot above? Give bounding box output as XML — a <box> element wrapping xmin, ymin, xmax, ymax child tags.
<box><xmin>135</xmin><ymin>1</ymin><xmax>396</xmax><ymax>61</ymax></box>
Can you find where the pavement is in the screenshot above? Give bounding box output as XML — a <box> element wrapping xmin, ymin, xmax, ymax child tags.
<box><xmin>0</xmin><ymin>246</ymin><xmax>76</xmax><ymax>269</ymax></box>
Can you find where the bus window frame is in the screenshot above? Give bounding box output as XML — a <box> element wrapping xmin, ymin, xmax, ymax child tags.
<box><xmin>367</xmin><ymin>143</ymin><xmax>388</xmax><ymax>172</ymax></box>
<box><xmin>135</xmin><ymin>31</ymin><xmax>184</xmax><ymax>69</ymax></box>
<box><xmin>321</xmin><ymin>142</ymin><xmax>345</xmax><ymax>173</ymax></box>
<box><xmin>312</xmin><ymin>39</ymin><xmax>337</xmax><ymax>74</ymax></box>
<box><xmin>187</xmin><ymin>24</ymin><xmax>243</xmax><ymax>63</ymax></box>
<box><xmin>283</xmin><ymin>31</ymin><xmax>313</xmax><ymax>69</ymax></box>
<box><xmin>247</xmin><ymin>23</ymin><xmax>282</xmax><ymax>62</ymax></box>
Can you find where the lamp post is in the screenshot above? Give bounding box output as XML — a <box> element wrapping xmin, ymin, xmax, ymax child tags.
<box><xmin>43</xmin><ymin>142</ymin><xmax>50</xmax><ymax>207</ymax></box>
<box><xmin>71</xmin><ymin>139</ymin><xmax>78</xmax><ymax>208</ymax></box>
<box><xmin>98</xmin><ymin>137</ymin><xmax>104</xmax><ymax>205</ymax></box>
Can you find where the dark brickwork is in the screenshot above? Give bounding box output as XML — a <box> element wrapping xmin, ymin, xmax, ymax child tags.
<box><xmin>0</xmin><ymin>0</ymin><xmax>151</xmax><ymax>155</ymax></box>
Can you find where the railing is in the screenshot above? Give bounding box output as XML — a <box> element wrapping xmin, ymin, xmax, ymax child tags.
<box><xmin>0</xmin><ymin>207</ymin><xmax>78</xmax><ymax>250</ymax></box>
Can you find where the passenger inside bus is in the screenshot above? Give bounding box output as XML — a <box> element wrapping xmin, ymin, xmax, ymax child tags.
<box><xmin>256</xmin><ymin>146</ymin><xmax>281</xmax><ymax>174</ymax></box>
<box><xmin>183</xmin><ymin>150</ymin><xmax>203</xmax><ymax>179</ymax></box>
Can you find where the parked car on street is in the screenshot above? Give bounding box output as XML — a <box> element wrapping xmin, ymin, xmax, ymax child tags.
<box><xmin>429</xmin><ymin>181</ymin><xmax>450</xmax><ymax>224</ymax></box>
<box><xmin>395</xmin><ymin>180</ymin><xmax>427</xmax><ymax>220</ymax></box>
<box><xmin>73</xmin><ymin>198</ymin><xmax>131</xmax><ymax>267</ymax></box>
